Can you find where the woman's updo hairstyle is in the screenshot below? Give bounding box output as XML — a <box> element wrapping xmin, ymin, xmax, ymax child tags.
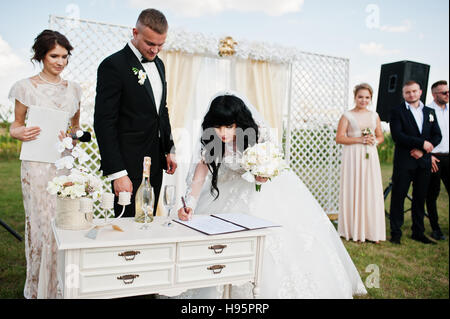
<box><xmin>31</xmin><ymin>30</ymin><xmax>73</xmax><ymax>64</ymax></box>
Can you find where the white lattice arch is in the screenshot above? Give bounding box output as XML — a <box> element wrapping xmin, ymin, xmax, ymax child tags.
<box><xmin>6</xmin><ymin>15</ymin><xmax>348</xmax><ymax>217</ymax></box>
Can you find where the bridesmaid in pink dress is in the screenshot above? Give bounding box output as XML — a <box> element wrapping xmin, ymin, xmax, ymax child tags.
<box><xmin>336</xmin><ymin>83</ymin><xmax>386</xmax><ymax>243</ymax></box>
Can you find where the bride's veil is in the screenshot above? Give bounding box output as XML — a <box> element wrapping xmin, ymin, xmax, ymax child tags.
<box><xmin>184</xmin><ymin>90</ymin><xmax>271</xmax><ymax>192</ymax></box>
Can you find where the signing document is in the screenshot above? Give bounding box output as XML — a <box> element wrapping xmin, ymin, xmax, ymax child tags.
<box><xmin>175</xmin><ymin>213</ymin><xmax>280</xmax><ymax>235</ymax></box>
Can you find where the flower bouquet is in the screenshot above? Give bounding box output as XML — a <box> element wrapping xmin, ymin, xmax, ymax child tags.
<box><xmin>48</xmin><ymin>131</ymin><xmax>102</xmax><ymax>199</ymax></box>
<box><xmin>241</xmin><ymin>141</ymin><xmax>289</xmax><ymax>191</ymax></box>
<box><xmin>47</xmin><ymin>130</ymin><xmax>103</xmax><ymax>230</ymax></box>
<box><xmin>362</xmin><ymin>128</ymin><xmax>374</xmax><ymax>159</ymax></box>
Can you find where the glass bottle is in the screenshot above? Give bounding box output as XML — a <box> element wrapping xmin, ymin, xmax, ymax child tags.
<box><xmin>134</xmin><ymin>156</ymin><xmax>154</xmax><ymax>223</ymax></box>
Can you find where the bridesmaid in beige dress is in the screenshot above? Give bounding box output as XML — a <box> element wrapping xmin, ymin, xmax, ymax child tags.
<box><xmin>336</xmin><ymin>83</ymin><xmax>386</xmax><ymax>243</ymax></box>
<box><xmin>9</xmin><ymin>30</ymin><xmax>82</xmax><ymax>298</ymax></box>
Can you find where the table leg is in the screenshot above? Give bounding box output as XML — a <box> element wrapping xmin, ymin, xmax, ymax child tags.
<box><xmin>222</xmin><ymin>284</ymin><xmax>232</xmax><ymax>299</ymax></box>
<box><xmin>253</xmin><ymin>235</ymin><xmax>265</xmax><ymax>299</ymax></box>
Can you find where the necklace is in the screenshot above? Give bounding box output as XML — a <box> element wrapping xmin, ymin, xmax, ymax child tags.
<box><xmin>38</xmin><ymin>72</ymin><xmax>63</xmax><ymax>85</ymax></box>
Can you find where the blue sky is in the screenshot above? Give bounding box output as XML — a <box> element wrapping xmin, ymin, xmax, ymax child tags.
<box><xmin>0</xmin><ymin>0</ymin><xmax>448</xmax><ymax>107</ymax></box>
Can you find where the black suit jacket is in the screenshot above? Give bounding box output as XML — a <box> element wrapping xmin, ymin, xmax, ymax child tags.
<box><xmin>390</xmin><ymin>102</ymin><xmax>442</xmax><ymax>171</ymax></box>
<box><xmin>94</xmin><ymin>44</ymin><xmax>175</xmax><ymax>180</ymax></box>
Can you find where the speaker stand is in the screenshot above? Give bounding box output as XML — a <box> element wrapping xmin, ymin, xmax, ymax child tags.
<box><xmin>383</xmin><ymin>180</ymin><xmax>428</xmax><ymax>218</ymax></box>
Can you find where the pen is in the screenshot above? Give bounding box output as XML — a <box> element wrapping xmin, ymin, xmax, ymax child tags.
<box><xmin>181</xmin><ymin>196</ymin><xmax>191</xmax><ymax>221</ymax></box>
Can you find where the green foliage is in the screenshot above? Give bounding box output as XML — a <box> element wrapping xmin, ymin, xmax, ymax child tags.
<box><xmin>377</xmin><ymin>133</ymin><xmax>395</xmax><ymax>164</ymax></box>
<box><xmin>0</xmin><ymin>122</ymin><xmax>21</xmax><ymax>160</ymax></box>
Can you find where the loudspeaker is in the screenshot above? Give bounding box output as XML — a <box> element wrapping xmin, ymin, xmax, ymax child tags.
<box><xmin>376</xmin><ymin>60</ymin><xmax>430</xmax><ymax>122</ymax></box>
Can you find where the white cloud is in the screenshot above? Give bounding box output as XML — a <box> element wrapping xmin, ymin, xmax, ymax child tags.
<box><xmin>0</xmin><ymin>35</ymin><xmax>34</xmax><ymax>109</ymax></box>
<box><xmin>379</xmin><ymin>20</ymin><xmax>412</xmax><ymax>33</ymax></box>
<box><xmin>359</xmin><ymin>42</ymin><xmax>400</xmax><ymax>57</ymax></box>
<box><xmin>0</xmin><ymin>36</ymin><xmax>26</xmax><ymax>74</ymax></box>
<box><xmin>128</xmin><ymin>0</ymin><xmax>304</xmax><ymax>17</ymax></box>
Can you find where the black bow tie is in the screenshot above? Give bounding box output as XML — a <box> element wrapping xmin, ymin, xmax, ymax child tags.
<box><xmin>141</xmin><ymin>57</ymin><xmax>153</xmax><ymax>64</ymax></box>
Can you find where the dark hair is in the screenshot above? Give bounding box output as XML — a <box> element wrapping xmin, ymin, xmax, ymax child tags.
<box><xmin>431</xmin><ymin>80</ymin><xmax>448</xmax><ymax>91</ymax></box>
<box><xmin>31</xmin><ymin>30</ymin><xmax>73</xmax><ymax>63</ymax></box>
<box><xmin>403</xmin><ymin>80</ymin><xmax>422</xmax><ymax>89</ymax></box>
<box><xmin>201</xmin><ymin>95</ymin><xmax>259</xmax><ymax>199</ymax></box>
<box><xmin>137</xmin><ymin>9</ymin><xmax>168</xmax><ymax>34</ymax></box>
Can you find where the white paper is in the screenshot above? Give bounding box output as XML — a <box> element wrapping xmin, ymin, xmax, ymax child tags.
<box><xmin>212</xmin><ymin>213</ymin><xmax>281</xmax><ymax>230</ymax></box>
<box><xmin>20</xmin><ymin>106</ymin><xmax>70</xmax><ymax>163</ymax></box>
<box><xmin>174</xmin><ymin>215</ymin><xmax>246</xmax><ymax>235</ymax></box>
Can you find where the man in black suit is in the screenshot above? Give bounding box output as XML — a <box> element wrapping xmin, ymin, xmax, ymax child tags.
<box><xmin>94</xmin><ymin>9</ymin><xmax>177</xmax><ymax>217</ymax></box>
<box><xmin>426</xmin><ymin>80</ymin><xmax>449</xmax><ymax>241</ymax></box>
<box><xmin>389</xmin><ymin>81</ymin><xmax>442</xmax><ymax>244</ymax></box>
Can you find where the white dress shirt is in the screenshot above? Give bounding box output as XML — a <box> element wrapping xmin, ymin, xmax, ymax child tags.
<box><xmin>405</xmin><ymin>101</ymin><xmax>424</xmax><ymax>134</ymax></box>
<box><xmin>428</xmin><ymin>100</ymin><xmax>449</xmax><ymax>154</ymax></box>
<box><xmin>107</xmin><ymin>41</ymin><xmax>164</xmax><ymax>182</ymax></box>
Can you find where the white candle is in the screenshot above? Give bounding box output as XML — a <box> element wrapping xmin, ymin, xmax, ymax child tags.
<box><xmin>101</xmin><ymin>193</ymin><xmax>115</xmax><ymax>210</ymax></box>
<box><xmin>118</xmin><ymin>192</ymin><xmax>131</xmax><ymax>206</ymax></box>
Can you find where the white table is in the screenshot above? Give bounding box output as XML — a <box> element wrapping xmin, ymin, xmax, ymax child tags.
<box><xmin>52</xmin><ymin>217</ymin><xmax>271</xmax><ymax>299</ymax></box>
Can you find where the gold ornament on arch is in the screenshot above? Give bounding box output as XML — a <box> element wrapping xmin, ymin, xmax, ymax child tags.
<box><xmin>219</xmin><ymin>36</ymin><xmax>238</xmax><ymax>57</ymax></box>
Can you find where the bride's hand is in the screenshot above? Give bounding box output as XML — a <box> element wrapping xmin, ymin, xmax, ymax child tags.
<box><xmin>255</xmin><ymin>176</ymin><xmax>269</xmax><ymax>183</ymax></box>
<box><xmin>178</xmin><ymin>207</ymin><xmax>193</xmax><ymax>221</ymax></box>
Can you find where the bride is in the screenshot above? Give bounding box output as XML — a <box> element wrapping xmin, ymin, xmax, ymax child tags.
<box><xmin>175</xmin><ymin>91</ymin><xmax>368</xmax><ymax>299</ymax></box>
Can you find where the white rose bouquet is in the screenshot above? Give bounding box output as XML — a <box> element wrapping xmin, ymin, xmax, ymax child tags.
<box><xmin>47</xmin><ymin>130</ymin><xmax>103</xmax><ymax>199</ymax></box>
<box><xmin>47</xmin><ymin>169</ymin><xmax>103</xmax><ymax>200</ymax></box>
<box><xmin>241</xmin><ymin>142</ymin><xmax>289</xmax><ymax>191</ymax></box>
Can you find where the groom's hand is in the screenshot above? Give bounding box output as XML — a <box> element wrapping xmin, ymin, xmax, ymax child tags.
<box><xmin>166</xmin><ymin>153</ymin><xmax>177</xmax><ymax>175</ymax></box>
<box><xmin>113</xmin><ymin>176</ymin><xmax>133</xmax><ymax>197</ymax></box>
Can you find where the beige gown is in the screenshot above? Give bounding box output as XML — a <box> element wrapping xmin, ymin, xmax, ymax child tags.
<box><xmin>9</xmin><ymin>77</ymin><xmax>81</xmax><ymax>299</ymax></box>
<box><xmin>338</xmin><ymin>110</ymin><xmax>386</xmax><ymax>242</ymax></box>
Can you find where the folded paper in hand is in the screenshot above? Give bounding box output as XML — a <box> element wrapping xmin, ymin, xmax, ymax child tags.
<box><xmin>20</xmin><ymin>106</ymin><xmax>70</xmax><ymax>163</ymax></box>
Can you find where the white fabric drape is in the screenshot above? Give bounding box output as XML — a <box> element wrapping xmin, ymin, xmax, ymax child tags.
<box><xmin>157</xmin><ymin>52</ymin><xmax>289</xmax><ymax>216</ymax></box>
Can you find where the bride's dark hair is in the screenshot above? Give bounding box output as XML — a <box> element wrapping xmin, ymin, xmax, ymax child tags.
<box><xmin>201</xmin><ymin>95</ymin><xmax>259</xmax><ymax>199</ymax></box>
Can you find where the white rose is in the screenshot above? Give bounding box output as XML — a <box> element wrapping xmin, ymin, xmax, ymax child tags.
<box><xmin>62</xmin><ymin>136</ymin><xmax>74</xmax><ymax>150</ymax></box>
<box><xmin>241</xmin><ymin>171</ymin><xmax>256</xmax><ymax>183</ymax></box>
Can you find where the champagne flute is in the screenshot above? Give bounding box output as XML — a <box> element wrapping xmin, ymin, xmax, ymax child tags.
<box><xmin>140</xmin><ymin>186</ymin><xmax>154</xmax><ymax>230</ymax></box>
<box><xmin>162</xmin><ymin>185</ymin><xmax>176</xmax><ymax>227</ymax></box>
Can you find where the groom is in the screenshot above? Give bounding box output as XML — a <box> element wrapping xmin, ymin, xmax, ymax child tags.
<box><xmin>389</xmin><ymin>81</ymin><xmax>441</xmax><ymax>244</ymax></box>
<box><xmin>94</xmin><ymin>9</ymin><xmax>177</xmax><ymax>217</ymax></box>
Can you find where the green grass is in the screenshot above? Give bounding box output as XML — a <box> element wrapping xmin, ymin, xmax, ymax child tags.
<box><xmin>0</xmin><ymin>159</ymin><xmax>448</xmax><ymax>299</ymax></box>
<box><xmin>0</xmin><ymin>159</ymin><xmax>26</xmax><ymax>298</ymax></box>
<box><xmin>344</xmin><ymin>163</ymin><xmax>449</xmax><ymax>299</ymax></box>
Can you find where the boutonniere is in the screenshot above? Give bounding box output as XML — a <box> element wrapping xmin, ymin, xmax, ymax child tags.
<box><xmin>429</xmin><ymin>113</ymin><xmax>435</xmax><ymax>122</ymax></box>
<box><xmin>132</xmin><ymin>67</ymin><xmax>146</xmax><ymax>86</ymax></box>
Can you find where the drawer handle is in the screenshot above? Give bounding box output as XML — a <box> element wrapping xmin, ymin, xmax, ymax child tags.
<box><xmin>118</xmin><ymin>250</ymin><xmax>141</xmax><ymax>261</ymax></box>
<box><xmin>117</xmin><ymin>274</ymin><xmax>140</xmax><ymax>285</ymax></box>
<box><xmin>208</xmin><ymin>244</ymin><xmax>227</xmax><ymax>254</ymax></box>
<box><xmin>207</xmin><ymin>265</ymin><xmax>226</xmax><ymax>274</ymax></box>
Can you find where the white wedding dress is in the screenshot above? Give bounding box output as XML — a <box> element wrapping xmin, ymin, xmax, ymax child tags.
<box><xmin>171</xmin><ymin>92</ymin><xmax>367</xmax><ymax>299</ymax></box>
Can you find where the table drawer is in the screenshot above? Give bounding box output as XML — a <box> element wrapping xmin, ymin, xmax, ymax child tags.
<box><xmin>178</xmin><ymin>237</ymin><xmax>257</xmax><ymax>262</ymax></box>
<box><xmin>80</xmin><ymin>244</ymin><xmax>176</xmax><ymax>270</ymax></box>
<box><xmin>79</xmin><ymin>265</ymin><xmax>174</xmax><ymax>295</ymax></box>
<box><xmin>176</xmin><ymin>258</ymin><xmax>255</xmax><ymax>283</ymax></box>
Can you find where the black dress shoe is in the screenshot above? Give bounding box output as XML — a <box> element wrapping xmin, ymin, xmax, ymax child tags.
<box><xmin>431</xmin><ymin>231</ymin><xmax>446</xmax><ymax>241</ymax></box>
<box><xmin>411</xmin><ymin>234</ymin><xmax>437</xmax><ymax>245</ymax></box>
<box><xmin>390</xmin><ymin>237</ymin><xmax>401</xmax><ymax>245</ymax></box>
